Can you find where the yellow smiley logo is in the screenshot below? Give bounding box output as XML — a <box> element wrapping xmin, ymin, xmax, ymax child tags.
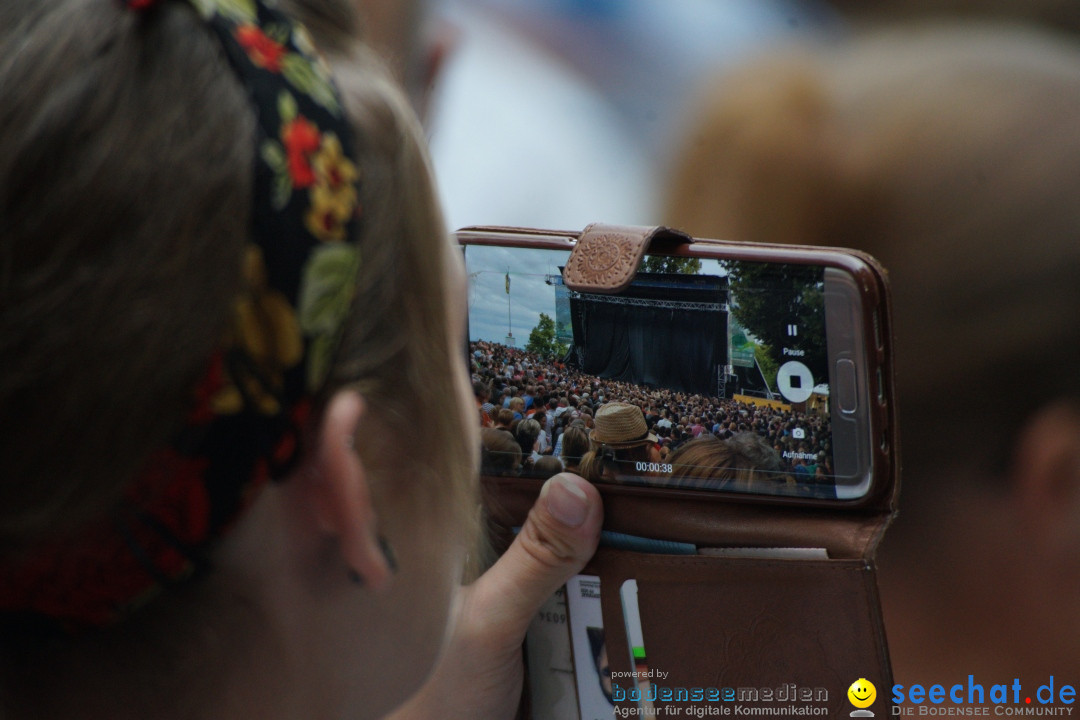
<box><xmin>848</xmin><ymin>678</ymin><xmax>877</xmax><ymax>708</ymax></box>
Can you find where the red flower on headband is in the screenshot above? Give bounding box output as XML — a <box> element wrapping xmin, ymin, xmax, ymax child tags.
<box><xmin>282</xmin><ymin>116</ymin><xmax>321</xmax><ymax>188</ymax></box>
<box><xmin>128</xmin><ymin>451</ymin><xmax>212</xmax><ymax>546</ymax></box>
<box><xmin>235</xmin><ymin>24</ymin><xmax>286</xmax><ymax>73</ymax></box>
<box><xmin>188</xmin><ymin>351</ymin><xmax>226</xmax><ymax>425</ymax></box>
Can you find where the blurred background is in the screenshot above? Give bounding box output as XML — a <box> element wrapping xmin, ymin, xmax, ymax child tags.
<box><xmin>424</xmin><ymin>0</ymin><xmax>840</xmax><ymax>230</ymax></box>
<box><xmin>358</xmin><ymin>0</ymin><xmax>1080</xmax><ymax>692</ymax></box>
<box><xmin>408</xmin><ymin>0</ymin><xmax>1076</xmax><ymax>231</ymax></box>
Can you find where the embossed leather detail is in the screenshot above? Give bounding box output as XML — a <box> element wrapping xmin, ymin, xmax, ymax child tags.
<box><xmin>563</xmin><ymin>224</ymin><xmax>691</xmax><ymax>294</ymax></box>
<box><xmin>564</xmin><ymin>231</ymin><xmax>640</xmax><ymax>292</ymax></box>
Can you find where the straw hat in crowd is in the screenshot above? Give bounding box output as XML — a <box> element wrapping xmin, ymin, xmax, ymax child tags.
<box><xmin>590</xmin><ymin>402</ymin><xmax>658</xmax><ymax>449</ymax></box>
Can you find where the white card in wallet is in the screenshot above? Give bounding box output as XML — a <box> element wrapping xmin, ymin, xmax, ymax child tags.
<box><xmin>525</xmin><ymin>585</ymin><xmax>580</xmax><ymax>720</ymax></box>
<box><xmin>567</xmin><ymin>575</ymin><xmax>616</xmax><ymax>720</ymax></box>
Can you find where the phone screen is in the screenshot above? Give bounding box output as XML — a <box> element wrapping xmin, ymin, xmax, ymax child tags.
<box><xmin>466</xmin><ymin>244</ymin><xmax>873</xmax><ymax>500</ymax></box>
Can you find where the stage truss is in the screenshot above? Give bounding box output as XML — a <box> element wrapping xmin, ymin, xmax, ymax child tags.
<box><xmin>566</xmin><ymin>290</ymin><xmax>727</xmax><ymax>313</ymax></box>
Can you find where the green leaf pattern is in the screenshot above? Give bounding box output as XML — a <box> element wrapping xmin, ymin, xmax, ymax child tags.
<box><xmin>291</xmin><ymin>24</ymin><xmax>334</xmax><ymax>78</ymax></box>
<box><xmin>260</xmin><ymin>141</ymin><xmax>286</xmax><ymax>172</ymax></box>
<box><xmin>265</xmin><ymin>22</ymin><xmax>290</xmax><ymax>45</ymax></box>
<box><xmin>196</xmin><ymin>0</ymin><xmax>341</xmax><ymax>116</ymax></box>
<box><xmin>260</xmin><ymin>139</ymin><xmax>290</xmax><ymax>209</ymax></box>
<box><xmin>280</xmin><ymin>55</ymin><xmax>340</xmax><ymax>115</ymax></box>
<box><xmin>277</xmin><ymin>91</ymin><xmax>298</xmax><ymax>123</ymax></box>
<box><xmin>298</xmin><ymin>244</ymin><xmax>361</xmax><ymax>390</ymax></box>
<box><xmin>190</xmin><ymin>0</ymin><xmax>256</xmax><ymax>23</ymax></box>
<box><xmin>291</xmin><ymin>24</ymin><xmax>318</xmax><ymax>59</ymax></box>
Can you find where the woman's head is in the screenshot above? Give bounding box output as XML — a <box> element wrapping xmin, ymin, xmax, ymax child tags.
<box><xmin>0</xmin><ymin>0</ymin><xmax>476</xmax><ymax>715</ymax></box>
<box><xmin>578</xmin><ymin>403</ymin><xmax>659</xmax><ymax>483</ymax></box>
<box><xmin>472</xmin><ymin>379</ymin><xmax>491</xmax><ymax>403</ymax></box>
<box><xmin>480</xmin><ymin>428</ymin><xmax>522</xmax><ymax>477</ymax></box>
<box><xmin>667</xmin><ymin>433</ymin><xmax>785</xmax><ymax>492</ymax></box>
<box><xmin>560</xmin><ymin>426</ymin><xmax>591</xmax><ymax>469</ymax></box>
<box><xmin>532</xmin><ymin>455</ymin><xmax>565</xmax><ymax>480</ymax></box>
<box><xmin>516</xmin><ymin>418</ymin><xmax>542</xmax><ymax>456</ymax></box>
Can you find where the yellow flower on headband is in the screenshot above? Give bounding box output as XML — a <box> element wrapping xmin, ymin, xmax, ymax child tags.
<box><xmin>304</xmin><ymin>133</ymin><xmax>360</xmax><ymax>243</ymax></box>
<box><xmin>212</xmin><ymin>246</ymin><xmax>303</xmax><ymax>415</ymax></box>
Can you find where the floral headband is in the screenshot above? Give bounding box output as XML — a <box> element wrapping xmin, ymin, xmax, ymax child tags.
<box><xmin>0</xmin><ymin>0</ymin><xmax>362</xmax><ymax>628</ymax></box>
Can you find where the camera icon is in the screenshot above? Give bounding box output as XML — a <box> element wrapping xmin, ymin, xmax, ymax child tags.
<box><xmin>792</xmin><ymin>427</ymin><xmax>806</xmax><ymax>440</ymax></box>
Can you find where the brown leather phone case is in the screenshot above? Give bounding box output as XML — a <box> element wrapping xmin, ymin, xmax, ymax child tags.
<box><xmin>459</xmin><ymin>224</ymin><xmax>900</xmax><ymax>718</ymax></box>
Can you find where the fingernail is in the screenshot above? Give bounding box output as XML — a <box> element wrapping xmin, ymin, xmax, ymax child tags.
<box><xmin>543</xmin><ymin>476</ymin><xmax>588</xmax><ymax>528</ymax></box>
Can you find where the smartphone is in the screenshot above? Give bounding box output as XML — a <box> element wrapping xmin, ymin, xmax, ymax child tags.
<box><xmin>461</xmin><ymin>227</ymin><xmax>890</xmax><ymax>502</ymax></box>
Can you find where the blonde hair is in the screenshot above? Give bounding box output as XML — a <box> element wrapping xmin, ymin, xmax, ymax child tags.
<box><xmin>0</xmin><ymin>0</ymin><xmax>252</xmax><ymax>549</ymax></box>
<box><xmin>667</xmin><ymin>434</ymin><xmax>785</xmax><ymax>492</ymax></box>
<box><xmin>1</xmin><ymin>0</ymin><xmax>474</xmax><ymax>545</ymax></box>
<box><xmin>0</xmin><ymin>0</ymin><xmax>479</xmax><ymax>711</ymax></box>
<box><xmin>666</xmin><ymin>23</ymin><xmax>1080</xmax><ymax>481</ymax></box>
<box><xmin>578</xmin><ymin>442</ymin><xmax>653</xmax><ymax>485</ymax></box>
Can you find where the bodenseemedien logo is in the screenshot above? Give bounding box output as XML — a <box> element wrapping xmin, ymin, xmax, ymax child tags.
<box><xmin>610</xmin><ymin>681</ymin><xmax>830</xmax><ymax>716</ymax></box>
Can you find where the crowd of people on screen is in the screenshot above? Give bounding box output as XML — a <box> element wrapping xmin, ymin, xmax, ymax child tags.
<box><xmin>471</xmin><ymin>341</ymin><xmax>834</xmax><ymax>496</ymax></box>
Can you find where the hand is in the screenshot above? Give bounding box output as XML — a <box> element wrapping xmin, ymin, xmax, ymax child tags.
<box><xmin>386</xmin><ymin>472</ymin><xmax>603</xmax><ymax>720</ymax></box>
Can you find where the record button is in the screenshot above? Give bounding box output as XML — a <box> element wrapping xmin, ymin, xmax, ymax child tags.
<box><xmin>777</xmin><ymin>361</ymin><xmax>814</xmax><ymax>404</ymax></box>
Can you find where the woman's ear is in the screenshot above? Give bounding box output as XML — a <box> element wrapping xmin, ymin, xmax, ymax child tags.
<box><xmin>1010</xmin><ymin>400</ymin><xmax>1080</xmax><ymax>552</ymax></box>
<box><xmin>299</xmin><ymin>390</ymin><xmax>393</xmax><ymax>590</ymax></box>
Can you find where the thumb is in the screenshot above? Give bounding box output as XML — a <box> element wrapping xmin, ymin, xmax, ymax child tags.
<box><xmin>470</xmin><ymin>473</ymin><xmax>602</xmax><ymax>639</ymax></box>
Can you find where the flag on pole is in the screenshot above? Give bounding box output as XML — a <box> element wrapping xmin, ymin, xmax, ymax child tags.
<box><xmin>505</xmin><ymin>272</ymin><xmax>510</xmax><ymax>294</ymax></box>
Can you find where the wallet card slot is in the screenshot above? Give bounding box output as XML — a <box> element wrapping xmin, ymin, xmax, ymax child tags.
<box><xmin>583</xmin><ymin>547</ymin><xmax>892</xmax><ymax>718</ymax></box>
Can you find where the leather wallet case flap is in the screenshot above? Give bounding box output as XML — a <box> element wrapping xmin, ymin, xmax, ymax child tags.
<box><xmin>563</xmin><ymin>224</ymin><xmax>691</xmax><ymax>294</ymax></box>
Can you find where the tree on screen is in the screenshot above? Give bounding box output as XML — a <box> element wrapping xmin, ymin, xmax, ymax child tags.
<box><xmin>639</xmin><ymin>256</ymin><xmax>702</xmax><ymax>275</ymax></box>
<box><xmin>754</xmin><ymin>343</ymin><xmax>780</xmax><ymax>390</ymax></box>
<box><xmin>726</xmin><ymin>263</ymin><xmax>826</xmax><ymax>374</ymax></box>
<box><xmin>526</xmin><ymin>313</ymin><xmax>569</xmax><ymax>360</ymax></box>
